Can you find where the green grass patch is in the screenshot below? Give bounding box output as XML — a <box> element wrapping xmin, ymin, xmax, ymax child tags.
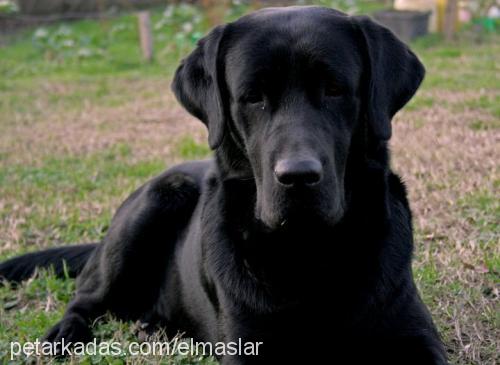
<box><xmin>0</xmin><ymin>9</ymin><xmax>203</xmax><ymax>80</ymax></box>
<box><xmin>414</xmin><ymin>34</ymin><xmax>499</xmax><ymax>91</ymax></box>
<box><xmin>457</xmin><ymin>189</ymin><xmax>499</xmax><ymax>281</ymax></box>
<box><xmin>405</xmin><ymin>95</ymin><xmax>436</xmax><ymax>111</ymax></box>
<box><xmin>0</xmin><ymin>144</ymin><xmax>166</xmax><ymax>256</ymax></box>
<box><xmin>469</xmin><ymin>120</ymin><xmax>500</xmax><ymax>131</ymax></box>
<box><xmin>458</xmin><ymin>189</ymin><xmax>499</xmax><ymax>235</ymax></box>
<box><xmin>177</xmin><ymin>136</ymin><xmax>211</xmax><ymax>160</ymax></box>
<box><xmin>462</xmin><ymin>95</ymin><xmax>500</xmax><ymax>119</ymax></box>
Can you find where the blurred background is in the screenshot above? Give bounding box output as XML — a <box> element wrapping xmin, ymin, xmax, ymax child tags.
<box><xmin>0</xmin><ymin>1</ymin><xmax>498</xmax><ymax>364</ymax></box>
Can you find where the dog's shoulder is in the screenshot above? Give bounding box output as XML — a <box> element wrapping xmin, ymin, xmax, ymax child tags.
<box><xmin>160</xmin><ymin>159</ymin><xmax>214</xmax><ymax>186</ymax></box>
<box><xmin>141</xmin><ymin>159</ymin><xmax>214</xmax><ymax>211</ymax></box>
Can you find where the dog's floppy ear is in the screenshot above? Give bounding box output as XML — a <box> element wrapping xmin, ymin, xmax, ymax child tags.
<box><xmin>172</xmin><ymin>25</ymin><xmax>227</xmax><ymax>149</ymax></box>
<box><xmin>355</xmin><ymin>16</ymin><xmax>425</xmax><ymax>140</ymax></box>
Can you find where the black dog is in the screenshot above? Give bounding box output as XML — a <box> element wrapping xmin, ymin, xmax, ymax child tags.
<box><xmin>0</xmin><ymin>6</ymin><xmax>448</xmax><ymax>365</ymax></box>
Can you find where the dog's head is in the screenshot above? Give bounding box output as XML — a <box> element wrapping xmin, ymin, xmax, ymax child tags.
<box><xmin>172</xmin><ymin>6</ymin><xmax>424</xmax><ymax>230</ymax></box>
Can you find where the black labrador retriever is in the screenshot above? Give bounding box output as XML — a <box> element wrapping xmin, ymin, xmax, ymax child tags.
<box><xmin>0</xmin><ymin>6</ymin><xmax>449</xmax><ymax>365</ymax></box>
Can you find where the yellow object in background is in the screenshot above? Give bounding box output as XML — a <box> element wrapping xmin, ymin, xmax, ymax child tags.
<box><xmin>436</xmin><ymin>0</ymin><xmax>448</xmax><ymax>31</ymax></box>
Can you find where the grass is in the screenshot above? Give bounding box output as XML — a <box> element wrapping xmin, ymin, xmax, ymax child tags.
<box><xmin>177</xmin><ymin>136</ymin><xmax>212</xmax><ymax>160</ymax></box>
<box><xmin>0</xmin><ymin>2</ymin><xmax>499</xmax><ymax>364</ymax></box>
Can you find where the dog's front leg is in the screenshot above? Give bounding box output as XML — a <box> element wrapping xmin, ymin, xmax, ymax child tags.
<box><xmin>215</xmin><ymin>315</ymin><xmax>269</xmax><ymax>365</ymax></box>
<box><xmin>44</xmin><ymin>172</ymin><xmax>200</xmax><ymax>349</ymax></box>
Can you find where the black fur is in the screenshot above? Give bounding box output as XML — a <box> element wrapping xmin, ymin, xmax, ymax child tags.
<box><xmin>0</xmin><ymin>7</ymin><xmax>448</xmax><ymax>365</ymax></box>
<box><xmin>0</xmin><ymin>244</ymin><xmax>96</xmax><ymax>283</ymax></box>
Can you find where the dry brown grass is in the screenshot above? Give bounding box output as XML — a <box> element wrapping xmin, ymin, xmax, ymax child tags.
<box><xmin>392</xmin><ymin>89</ymin><xmax>499</xmax><ymax>364</ymax></box>
<box><xmin>0</xmin><ymin>78</ymin><xmax>207</xmax><ymax>167</ymax></box>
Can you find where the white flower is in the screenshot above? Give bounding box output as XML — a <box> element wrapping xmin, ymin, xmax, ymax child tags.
<box><xmin>182</xmin><ymin>22</ymin><xmax>193</xmax><ymax>34</ymax></box>
<box><xmin>57</xmin><ymin>25</ymin><xmax>72</xmax><ymax>36</ymax></box>
<box><xmin>34</xmin><ymin>28</ymin><xmax>48</xmax><ymax>39</ymax></box>
<box><xmin>163</xmin><ymin>5</ymin><xmax>173</xmax><ymax>18</ymax></box>
<box><xmin>78</xmin><ymin>48</ymin><xmax>92</xmax><ymax>57</ymax></box>
<box><xmin>62</xmin><ymin>39</ymin><xmax>75</xmax><ymax>48</ymax></box>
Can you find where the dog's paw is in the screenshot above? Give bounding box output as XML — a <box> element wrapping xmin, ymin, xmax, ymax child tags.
<box><xmin>43</xmin><ymin>314</ymin><xmax>92</xmax><ymax>356</ymax></box>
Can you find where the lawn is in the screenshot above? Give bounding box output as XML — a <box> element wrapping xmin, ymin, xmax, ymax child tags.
<box><xmin>0</xmin><ymin>2</ymin><xmax>499</xmax><ymax>364</ymax></box>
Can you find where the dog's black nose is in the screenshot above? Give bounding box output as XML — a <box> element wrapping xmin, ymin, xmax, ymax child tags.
<box><xmin>274</xmin><ymin>159</ymin><xmax>323</xmax><ymax>186</ymax></box>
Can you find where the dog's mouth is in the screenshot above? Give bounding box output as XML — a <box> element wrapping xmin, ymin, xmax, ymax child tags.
<box><xmin>256</xmin><ymin>207</ymin><xmax>345</xmax><ymax>234</ymax></box>
<box><xmin>256</xmin><ymin>183</ymin><xmax>345</xmax><ymax>232</ymax></box>
<box><xmin>223</xmin><ymin>163</ymin><xmax>345</xmax><ymax>231</ymax></box>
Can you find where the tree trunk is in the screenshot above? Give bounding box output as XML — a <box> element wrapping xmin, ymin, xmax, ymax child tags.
<box><xmin>443</xmin><ymin>0</ymin><xmax>458</xmax><ymax>41</ymax></box>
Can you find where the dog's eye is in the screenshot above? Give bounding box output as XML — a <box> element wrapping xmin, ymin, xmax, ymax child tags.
<box><xmin>324</xmin><ymin>82</ymin><xmax>343</xmax><ymax>98</ymax></box>
<box><xmin>242</xmin><ymin>90</ymin><xmax>264</xmax><ymax>105</ymax></box>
